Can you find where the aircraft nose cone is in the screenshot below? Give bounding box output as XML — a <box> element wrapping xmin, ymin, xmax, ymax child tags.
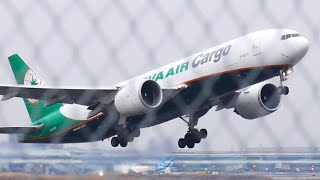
<box><xmin>291</xmin><ymin>37</ymin><xmax>309</xmax><ymax>65</ymax></box>
<box><xmin>299</xmin><ymin>37</ymin><xmax>309</xmax><ymax>56</ymax></box>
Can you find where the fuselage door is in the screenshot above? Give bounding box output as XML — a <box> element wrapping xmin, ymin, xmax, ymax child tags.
<box><xmin>252</xmin><ymin>39</ymin><xmax>262</xmax><ymax>56</ymax></box>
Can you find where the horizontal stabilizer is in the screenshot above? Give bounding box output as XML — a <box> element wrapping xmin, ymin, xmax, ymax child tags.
<box><xmin>0</xmin><ymin>124</ymin><xmax>43</xmax><ymax>134</ymax></box>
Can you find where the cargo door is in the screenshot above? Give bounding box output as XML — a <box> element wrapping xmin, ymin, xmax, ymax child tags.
<box><xmin>252</xmin><ymin>39</ymin><xmax>262</xmax><ymax>56</ymax></box>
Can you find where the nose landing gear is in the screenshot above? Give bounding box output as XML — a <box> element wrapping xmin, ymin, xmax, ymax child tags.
<box><xmin>278</xmin><ymin>68</ymin><xmax>291</xmax><ymax>96</ymax></box>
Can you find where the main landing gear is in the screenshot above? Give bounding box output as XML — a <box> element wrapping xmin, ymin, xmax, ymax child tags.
<box><xmin>178</xmin><ymin>115</ymin><xmax>207</xmax><ymax>149</ymax></box>
<box><xmin>111</xmin><ymin>128</ymin><xmax>140</xmax><ymax>147</ymax></box>
<box><xmin>178</xmin><ymin>128</ymin><xmax>207</xmax><ymax>149</ymax></box>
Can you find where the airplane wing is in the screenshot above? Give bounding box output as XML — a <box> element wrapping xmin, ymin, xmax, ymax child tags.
<box><xmin>0</xmin><ymin>84</ymin><xmax>119</xmax><ymax>106</ymax></box>
<box><xmin>209</xmin><ymin>91</ymin><xmax>240</xmax><ymax>111</ymax></box>
<box><xmin>0</xmin><ymin>84</ymin><xmax>185</xmax><ymax>107</ymax></box>
<box><xmin>0</xmin><ymin>124</ymin><xmax>44</xmax><ymax>134</ymax></box>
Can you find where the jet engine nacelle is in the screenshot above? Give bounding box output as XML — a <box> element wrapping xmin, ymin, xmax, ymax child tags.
<box><xmin>234</xmin><ymin>83</ymin><xmax>282</xmax><ymax>119</ymax></box>
<box><xmin>114</xmin><ymin>80</ymin><xmax>163</xmax><ymax>117</ymax></box>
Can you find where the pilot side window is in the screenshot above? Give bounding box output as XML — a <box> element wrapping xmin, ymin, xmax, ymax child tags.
<box><xmin>286</xmin><ymin>34</ymin><xmax>291</xmax><ymax>39</ymax></box>
<box><xmin>281</xmin><ymin>35</ymin><xmax>286</xmax><ymax>40</ymax></box>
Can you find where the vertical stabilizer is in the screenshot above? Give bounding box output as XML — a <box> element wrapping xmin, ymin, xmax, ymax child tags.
<box><xmin>8</xmin><ymin>54</ymin><xmax>62</xmax><ymax>123</ymax></box>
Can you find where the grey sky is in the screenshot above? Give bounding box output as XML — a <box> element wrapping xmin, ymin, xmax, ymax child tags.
<box><xmin>0</xmin><ymin>0</ymin><xmax>318</xmax><ymax>152</ymax></box>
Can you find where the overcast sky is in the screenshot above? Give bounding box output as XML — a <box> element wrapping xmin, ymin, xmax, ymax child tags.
<box><xmin>0</xmin><ymin>0</ymin><xmax>318</xmax><ymax>153</ymax></box>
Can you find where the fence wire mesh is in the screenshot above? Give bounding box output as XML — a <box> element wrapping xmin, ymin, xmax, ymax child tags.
<box><xmin>0</xmin><ymin>0</ymin><xmax>318</xmax><ymax>177</ymax></box>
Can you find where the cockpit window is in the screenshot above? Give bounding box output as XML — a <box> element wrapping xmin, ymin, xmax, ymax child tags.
<box><xmin>281</xmin><ymin>33</ymin><xmax>300</xmax><ymax>40</ymax></box>
<box><xmin>286</xmin><ymin>34</ymin><xmax>292</xmax><ymax>39</ymax></box>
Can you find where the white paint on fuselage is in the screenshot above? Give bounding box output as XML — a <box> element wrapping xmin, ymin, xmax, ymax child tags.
<box><xmin>56</xmin><ymin>30</ymin><xmax>308</xmax><ymax>125</ymax></box>
<box><xmin>34</xmin><ymin>29</ymin><xmax>308</xmax><ymax>143</ymax></box>
<box><xmin>116</xmin><ymin>29</ymin><xmax>308</xmax><ymax>88</ymax></box>
<box><xmin>59</xmin><ymin>104</ymin><xmax>90</xmax><ymax>121</ymax></box>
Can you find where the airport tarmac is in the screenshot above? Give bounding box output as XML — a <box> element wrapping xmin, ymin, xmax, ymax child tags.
<box><xmin>1</xmin><ymin>173</ymin><xmax>320</xmax><ymax>180</ymax></box>
<box><xmin>2</xmin><ymin>147</ymin><xmax>320</xmax><ymax>178</ymax></box>
<box><xmin>0</xmin><ymin>173</ymin><xmax>268</xmax><ymax>180</ymax></box>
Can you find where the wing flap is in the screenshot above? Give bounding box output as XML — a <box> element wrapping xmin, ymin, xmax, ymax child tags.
<box><xmin>162</xmin><ymin>84</ymin><xmax>188</xmax><ymax>103</ymax></box>
<box><xmin>0</xmin><ymin>124</ymin><xmax>44</xmax><ymax>134</ymax></box>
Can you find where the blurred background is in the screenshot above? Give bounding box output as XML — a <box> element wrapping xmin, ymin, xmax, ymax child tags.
<box><xmin>0</xmin><ymin>0</ymin><xmax>318</xmax><ymax>154</ymax></box>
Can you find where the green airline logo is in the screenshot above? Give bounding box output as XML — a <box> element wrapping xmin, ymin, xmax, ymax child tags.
<box><xmin>30</xmin><ymin>79</ymin><xmax>38</xmax><ymax>85</ymax></box>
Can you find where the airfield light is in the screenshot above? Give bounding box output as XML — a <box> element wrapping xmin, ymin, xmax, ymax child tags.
<box><xmin>253</xmin><ymin>164</ymin><xmax>256</xmax><ymax>168</ymax></box>
<box><xmin>296</xmin><ymin>168</ymin><xmax>300</xmax><ymax>172</ymax></box>
<box><xmin>98</xmin><ymin>171</ymin><xmax>104</xmax><ymax>177</ymax></box>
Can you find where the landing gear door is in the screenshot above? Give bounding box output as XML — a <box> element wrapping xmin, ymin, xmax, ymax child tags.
<box><xmin>252</xmin><ymin>39</ymin><xmax>262</xmax><ymax>56</ymax></box>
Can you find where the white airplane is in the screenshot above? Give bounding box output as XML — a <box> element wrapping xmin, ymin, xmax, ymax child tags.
<box><xmin>0</xmin><ymin>29</ymin><xmax>309</xmax><ymax>149</ymax></box>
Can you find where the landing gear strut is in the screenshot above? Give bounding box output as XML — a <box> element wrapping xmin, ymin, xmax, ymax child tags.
<box><xmin>178</xmin><ymin>115</ymin><xmax>208</xmax><ymax>149</ymax></box>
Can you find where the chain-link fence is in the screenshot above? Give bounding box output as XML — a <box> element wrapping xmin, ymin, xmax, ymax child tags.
<box><xmin>0</xmin><ymin>0</ymin><xmax>318</xmax><ymax>177</ymax></box>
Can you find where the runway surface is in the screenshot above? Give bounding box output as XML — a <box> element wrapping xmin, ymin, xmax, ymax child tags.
<box><xmin>1</xmin><ymin>173</ymin><xmax>320</xmax><ymax>180</ymax></box>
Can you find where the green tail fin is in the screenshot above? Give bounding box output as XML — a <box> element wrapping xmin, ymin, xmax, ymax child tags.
<box><xmin>8</xmin><ymin>54</ymin><xmax>63</xmax><ymax>123</ymax></box>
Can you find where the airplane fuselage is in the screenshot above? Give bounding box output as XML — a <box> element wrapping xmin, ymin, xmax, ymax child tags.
<box><xmin>17</xmin><ymin>29</ymin><xmax>309</xmax><ymax>143</ymax></box>
<box><xmin>121</xmin><ymin>29</ymin><xmax>308</xmax><ymax>128</ymax></box>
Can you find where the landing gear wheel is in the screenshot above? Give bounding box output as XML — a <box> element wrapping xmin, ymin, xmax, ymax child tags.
<box><xmin>185</xmin><ymin>133</ymin><xmax>193</xmax><ymax>142</ymax></box>
<box><xmin>128</xmin><ymin>135</ymin><xmax>134</xmax><ymax>143</ymax></box>
<box><xmin>283</xmin><ymin>86</ymin><xmax>289</xmax><ymax>95</ymax></box>
<box><xmin>186</xmin><ymin>140</ymin><xmax>195</xmax><ymax>149</ymax></box>
<box><xmin>190</xmin><ymin>129</ymin><xmax>201</xmax><ymax>143</ymax></box>
<box><xmin>194</xmin><ymin>139</ymin><xmax>201</xmax><ymax>144</ymax></box>
<box><xmin>119</xmin><ymin>139</ymin><xmax>128</xmax><ymax>147</ymax></box>
<box><xmin>178</xmin><ymin>138</ymin><xmax>186</xmax><ymax>148</ymax></box>
<box><xmin>133</xmin><ymin>129</ymin><xmax>140</xmax><ymax>138</ymax></box>
<box><xmin>118</xmin><ymin>132</ymin><xmax>128</xmax><ymax>147</ymax></box>
<box><xmin>278</xmin><ymin>86</ymin><xmax>289</xmax><ymax>95</ymax></box>
<box><xmin>111</xmin><ymin>137</ymin><xmax>119</xmax><ymax>147</ymax></box>
<box><xmin>199</xmin><ymin>129</ymin><xmax>208</xmax><ymax>139</ymax></box>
